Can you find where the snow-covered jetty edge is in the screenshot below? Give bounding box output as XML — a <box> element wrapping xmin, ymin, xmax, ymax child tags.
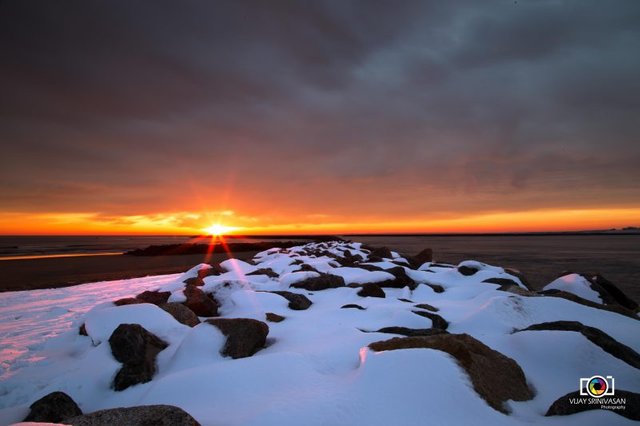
<box><xmin>1</xmin><ymin>241</ymin><xmax>638</xmax><ymax>425</ymax></box>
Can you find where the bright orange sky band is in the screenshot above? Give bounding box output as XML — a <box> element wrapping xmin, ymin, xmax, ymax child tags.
<box><xmin>0</xmin><ymin>207</ymin><xmax>638</xmax><ymax>235</ymax></box>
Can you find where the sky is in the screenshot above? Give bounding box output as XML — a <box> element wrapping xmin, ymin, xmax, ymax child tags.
<box><xmin>1</xmin><ymin>0</ymin><xmax>639</xmax><ymax>235</ymax></box>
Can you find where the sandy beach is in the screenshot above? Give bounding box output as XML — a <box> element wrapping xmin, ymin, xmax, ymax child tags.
<box><xmin>0</xmin><ymin>251</ymin><xmax>258</xmax><ymax>292</ymax></box>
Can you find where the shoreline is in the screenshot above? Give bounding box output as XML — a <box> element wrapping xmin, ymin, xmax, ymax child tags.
<box><xmin>0</xmin><ymin>251</ymin><xmax>258</xmax><ymax>293</ymax></box>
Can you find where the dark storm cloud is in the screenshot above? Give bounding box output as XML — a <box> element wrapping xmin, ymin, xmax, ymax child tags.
<box><xmin>1</xmin><ymin>0</ymin><xmax>639</xmax><ymax>218</ymax></box>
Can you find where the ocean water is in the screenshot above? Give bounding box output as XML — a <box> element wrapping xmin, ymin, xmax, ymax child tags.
<box><xmin>0</xmin><ymin>234</ymin><xmax>637</xmax><ymax>300</ymax></box>
<box><xmin>351</xmin><ymin>235</ymin><xmax>640</xmax><ymax>298</ymax></box>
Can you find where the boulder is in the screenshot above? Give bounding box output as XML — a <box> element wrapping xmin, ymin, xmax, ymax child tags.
<box><xmin>265</xmin><ymin>312</ymin><xmax>285</xmax><ymax>322</ymax></box>
<box><xmin>183</xmin><ymin>277</ymin><xmax>205</xmax><ymax>286</ymax></box>
<box><xmin>205</xmin><ymin>318</ymin><xmax>269</xmax><ymax>359</ymax></box>
<box><xmin>425</xmin><ymin>283</ymin><xmax>445</xmax><ymax>293</ymax></box>
<box><xmin>199</xmin><ymin>263</ymin><xmax>224</xmax><ymax>278</ymax></box>
<box><xmin>369</xmin><ymin>333</ymin><xmax>533</xmax><ymax>413</ymax></box>
<box><xmin>182</xmin><ymin>285</ymin><xmax>219</xmax><ymax>317</ymax></box>
<box><xmin>113</xmin><ymin>297</ymin><xmax>144</xmax><ymax>306</ymax></box>
<box><xmin>108</xmin><ymin>324</ymin><xmax>168</xmax><ymax>391</ymax></box>
<box><xmin>291</xmin><ymin>273</ymin><xmax>345</xmax><ymax>291</ymax></box>
<box><xmin>66</xmin><ymin>404</ymin><xmax>201</xmax><ymax>425</ymax></box>
<box><xmin>482</xmin><ymin>277</ymin><xmax>522</xmax><ymax>289</ymax></box>
<box><xmin>377</xmin><ymin>267</ymin><xmax>417</xmax><ymax>290</ymax></box>
<box><xmin>538</xmin><ymin>289</ymin><xmax>639</xmax><ymax>320</ymax></box>
<box><xmin>517</xmin><ymin>321</ymin><xmax>640</xmax><ymax>369</ymax></box>
<box><xmin>357</xmin><ymin>283</ymin><xmax>386</xmax><ymax>298</ymax></box>
<box><xmin>545</xmin><ymin>389</ymin><xmax>639</xmax><ymax>420</ymax></box>
<box><xmin>341</xmin><ymin>304</ymin><xmax>366</xmax><ymax>310</ymax></box>
<box><xmin>587</xmin><ymin>273</ymin><xmax>638</xmax><ymax>311</ymax></box>
<box><xmin>412</xmin><ymin>310</ymin><xmax>449</xmax><ymax>330</ymax></box>
<box><xmin>268</xmin><ymin>291</ymin><xmax>313</xmax><ymax>310</ymax></box>
<box><xmin>504</xmin><ymin>268</ymin><xmax>532</xmax><ymax>291</ymax></box>
<box><xmin>159</xmin><ymin>303</ymin><xmax>200</xmax><ymax>327</ymax></box>
<box><xmin>136</xmin><ymin>291</ymin><xmax>171</xmax><ymax>305</ymax></box>
<box><xmin>414</xmin><ymin>303</ymin><xmax>439</xmax><ymax>312</ymax></box>
<box><xmin>23</xmin><ymin>391</ymin><xmax>82</xmax><ymax>423</ymax></box>
<box><xmin>406</xmin><ymin>248</ymin><xmax>433</xmax><ymax>268</ymax></box>
<box><xmin>247</xmin><ymin>268</ymin><xmax>279</xmax><ymax>278</ymax></box>
<box><xmin>368</xmin><ymin>246</ymin><xmax>393</xmax><ymax>259</ymax></box>
<box><xmin>375</xmin><ymin>327</ymin><xmax>447</xmax><ymax>337</ymax></box>
<box><xmin>458</xmin><ymin>265</ymin><xmax>479</xmax><ymax>276</ymax></box>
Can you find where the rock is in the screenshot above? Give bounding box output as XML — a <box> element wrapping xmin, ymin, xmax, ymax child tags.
<box><xmin>458</xmin><ymin>265</ymin><xmax>479</xmax><ymax>276</ymax></box>
<box><xmin>79</xmin><ymin>323</ymin><xmax>88</xmax><ymax>336</ymax></box>
<box><xmin>297</xmin><ymin>263</ymin><xmax>319</xmax><ymax>273</ymax></box>
<box><xmin>414</xmin><ymin>303</ymin><xmax>439</xmax><ymax>312</ymax></box>
<box><xmin>545</xmin><ymin>389</ymin><xmax>639</xmax><ymax>420</ymax></box>
<box><xmin>183</xmin><ymin>277</ymin><xmax>205</xmax><ymax>286</ymax></box>
<box><xmin>406</xmin><ymin>248</ymin><xmax>433</xmax><ymax>268</ymax></box>
<box><xmin>199</xmin><ymin>263</ymin><xmax>224</xmax><ymax>278</ymax></box>
<box><xmin>357</xmin><ymin>283</ymin><xmax>386</xmax><ymax>298</ymax></box>
<box><xmin>587</xmin><ymin>273</ymin><xmax>638</xmax><ymax>311</ymax></box>
<box><xmin>108</xmin><ymin>324</ymin><xmax>168</xmax><ymax>391</ymax></box>
<box><xmin>369</xmin><ymin>333</ymin><xmax>533</xmax><ymax>413</ymax></box>
<box><xmin>247</xmin><ymin>268</ymin><xmax>279</xmax><ymax>278</ymax></box>
<box><xmin>356</xmin><ymin>264</ymin><xmax>384</xmax><ymax>272</ymax></box>
<box><xmin>341</xmin><ymin>304</ymin><xmax>366</xmax><ymax>310</ymax></box>
<box><xmin>113</xmin><ymin>297</ymin><xmax>144</xmax><ymax>306</ymax></box>
<box><xmin>160</xmin><ymin>303</ymin><xmax>200</xmax><ymax>327</ymax></box>
<box><xmin>377</xmin><ymin>267</ymin><xmax>417</xmax><ymax>290</ymax></box>
<box><xmin>425</xmin><ymin>283</ymin><xmax>445</xmax><ymax>293</ymax></box>
<box><xmin>205</xmin><ymin>318</ymin><xmax>269</xmax><ymax>359</ymax></box>
<box><xmin>268</xmin><ymin>291</ymin><xmax>313</xmax><ymax>310</ymax></box>
<box><xmin>66</xmin><ymin>404</ymin><xmax>201</xmax><ymax>425</ymax></box>
<box><xmin>266</xmin><ymin>312</ymin><xmax>285</xmax><ymax>322</ymax></box>
<box><xmin>516</xmin><ymin>321</ymin><xmax>640</xmax><ymax>369</ymax></box>
<box><xmin>397</xmin><ymin>298</ymin><xmax>414</xmax><ymax>303</ymax></box>
<box><xmin>23</xmin><ymin>391</ymin><xmax>82</xmax><ymax>423</ymax></box>
<box><xmin>136</xmin><ymin>291</ymin><xmax>171</xmax><ymax>305</ymax></box>
<box><xmin>182</xmin><ymin>285</ymin><xmax>219</xmax><ymax>317</ymax></box>
<box><xmin>375</xmin><ymin>327</ymin><xmax>447</xmax><ymax>337</ymax></box>
<box><xmin>482</xmin><ymin>277</ymin><xmax>522</xmax><ymax>289</ymax></box>
<box><xmin>291</xmin><ymin>273</ymin><xmax>345</xmax><ymax>291</ymax></box>
<box><xmin>368</xmin><ymin>246</ymin><xmax>393</xmax><ymax>259</ymax></box>
<box><xmin>504</xmin><ymin>268</ymin><xmax>532</xmax><ymax>290</ymax></box>
<box><xmin>412</xmin><ymin>310</ymin><xmax>449</xmax><ymax>330</ymax></box>
<box><xmin>538</xmin><ymin>289</ymin><xmax>639</xmax><ymax>320</ymax></box>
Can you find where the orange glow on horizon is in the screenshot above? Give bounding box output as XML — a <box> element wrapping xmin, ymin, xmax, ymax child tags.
<box><xmin>0</xmin><ymin>207</ymin><xmax>638</xmax><ymax>235</ymax></box>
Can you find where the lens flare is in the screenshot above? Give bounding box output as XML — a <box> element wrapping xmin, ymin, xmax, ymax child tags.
<box><xmin>203</xmin><ymin>223</ymin><xmax>236</xmax><ymax>236</ymax></box>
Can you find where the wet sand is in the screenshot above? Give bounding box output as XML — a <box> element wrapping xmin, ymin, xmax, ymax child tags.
<box><xmin>0</xmin><ymin>251</ymin><xmax>258</xmax><ymax>292</ymax></box>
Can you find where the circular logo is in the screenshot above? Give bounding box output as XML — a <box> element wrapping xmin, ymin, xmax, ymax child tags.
<box><xmin>586</xmin><ymin>376</ymin><xmax>609</xmax><ymax>398</ymax></box>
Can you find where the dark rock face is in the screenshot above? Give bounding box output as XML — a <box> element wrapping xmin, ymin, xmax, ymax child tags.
<box><xmin>545</xmin><ymin>389</ymin><xmax>640</xmax><ymax>420</ymax></box>
<box><xmin>341</xmin><ymin>304</ymin><xmax>366</xmax><ymax>310</ymax></box>
<box><xmin>377</xmin><ymin>267</ymin><xmax>417</xmax><ymax>290</ymax></box>
<box><xmin>368</xmin><ymin>246</ymin><xmax>393</xmax><ymax>259</ymax></box>
<box><xmin>266</xmin><ymin>312</ymin><xmax>285</xmax><ymax>322</ymax></box>
<box><xmin>517</xmin><ymin>321</ymin><xmax>640</xmax><ymax>369</ymax></box>
<box><xmin>113</xmin><ymin>297</ymin><xmax>145</xmax><ymax>306</ymax></box>
<box><xmin>375</xmin><ymin>327</ymin><xmax>447</xmax><ymax>337</ymax></box>
<box><xmin>357</xmin><ymin>264</ymin><xmax>384</xmax><ymax>272</ymax></box>
<box><xmin>406</xmin><ymin>248</ymin><xmax>433</xmax><ymax>268</ymax></box>
<box><xmin>199</xmin><ymin>264</ymin><xmax>225</xmax><ymax>278</ymax></box>
<box><xmin>108</xmin><ymin>324</ymin><xmax>168</xmax><ymax>391</ymax></box>
<box><xmin>160</xmin><ymin>303</ymin><xmax>200</xmax><ymax>327</ymax></box>
<box><xmin>458</xmin><ymin>265</ymin><xmax>479</xmax><ymax>276</ymax></box>
<box><xmin>297</xmin><ymin>263</ymin><xmax>319</xmax><ymax>273</ymax></box>
<box><xmin>205</xmin><ymin>318</ymin><xmax>269</xmax><ymax>359</ymax></box>
<box><xmin>247</xmin><ymin>268</ymin><xmax>279</xmax><ymax>278</ymax></box>
<box><xmin>269</xmin><ymin>291</ymin><xmax>313</xmax><ymax>310</ymax></box>
<box><xmin>538</xmin><ymin>289</ymin><xmax>639</xmax><ymax>320</ymax></box>
<box><xmin>66</xmin><ymin>404</ymin><xmax>201</xmax><ymax>426</ymax></box>
<box><xmin>412</xmin><ymin>310</ymin><xmax>449</xmax><ymax>330</ymax></box>
<box><xmin>357</xmin><ymin>283</ymin><xmax>386</xmax><ymax>298</ymax></box>
<box><xmin>182</xmin><ymin>286</ymin><xmax>219</xmax><ymax>317</ymax></box>
<box><xmin>504</xmin><ymin>268</ymin><xmax>532</xmax><ymax>291</ymax></box>
<box><xmin>425</xmin><ymin>283</ymin><xmax>445</xmax><ymax>293</ymax></box>
<box><xmin>414</xmin><ymin>303</ymin><xmax>439</xmax><ymax>312</ymax></box>
<box><xmin>483</xmin><ymin>277</ymin><xmax>522</xmax><ymax>289</ymax></box>
<box><xmin>183</xmin><ymin>277</ymin><xmax>205</xmax><ymax>286</ymax></box>
<box><xmin>23</xmin><ymin>391</ymin><xmax>82</xmax><ymax>423</ymax></box>
<box><xmin>291</xmin><ymin>273</ymin><xmax>345</xmax><ymax>291</ymax></box>
<box><xmin>369</xmin><ymin>333</ymin><xmax>534</xmax><ymax>413</ymax></box>
<box><xmin>136</xmin><ymin>291</ymin><xmax>171</xmax><ymax>305</ymax></box>
<box><xmin>585</xmin><ymin>273</ymin><xmax>638</xmax><ymax>311</ymax></box>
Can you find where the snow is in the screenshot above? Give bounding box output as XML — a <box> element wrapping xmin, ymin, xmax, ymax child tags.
<box><xmin>0</xmin><ymin>241</ymin><xmax>638</xmax><ymax>426</ymax></box>
<box><xmin>543</xmin><ymin>273</ymin><xmax>603</xmax><ymax>303</ymax></box>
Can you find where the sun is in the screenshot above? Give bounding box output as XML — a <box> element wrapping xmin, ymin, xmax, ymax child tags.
<box><xmin>202</xmin><ymin>223</ymin><xmax>236</xmax><ymax>236</ymax></box>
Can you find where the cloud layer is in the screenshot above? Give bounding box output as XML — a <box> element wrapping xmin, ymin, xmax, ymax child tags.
<box><xmin>1</xmin><ymin>1</ymin><xmax>639</xmax><ymax>230</ymax></box>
